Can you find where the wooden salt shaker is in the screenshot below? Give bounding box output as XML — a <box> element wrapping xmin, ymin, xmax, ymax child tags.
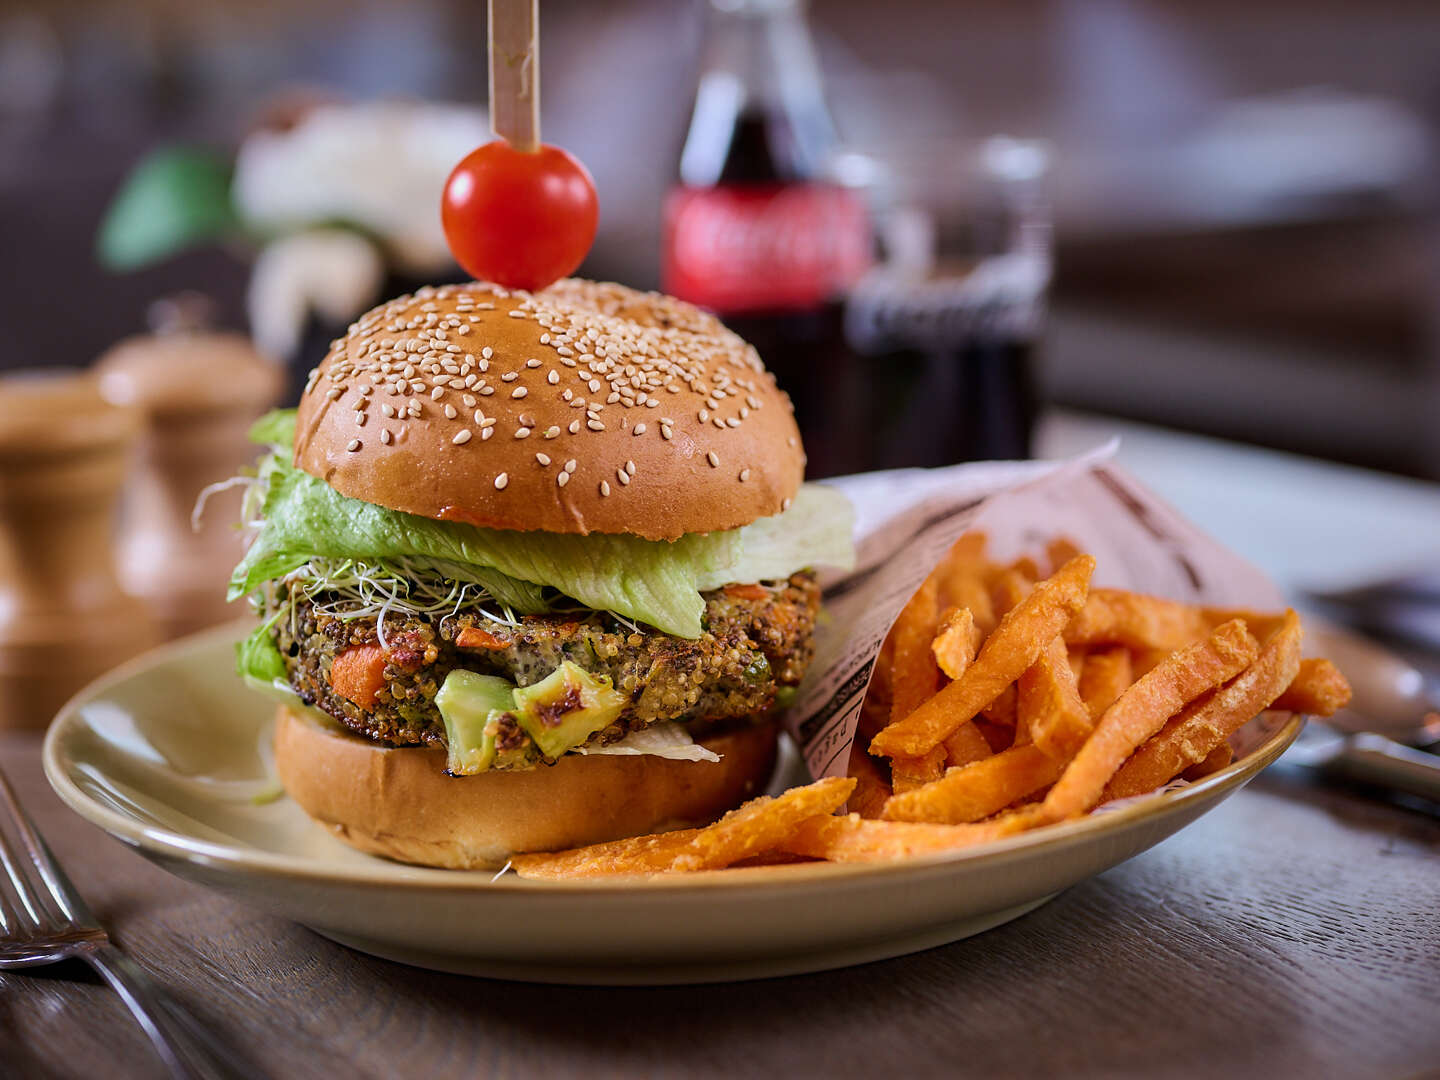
<box><xmin>96</xmin><ymin>324</ymin><xmax>281</xmax><ymax>641</ymax></box>
<box><xmin>0</xmin><ymin>371</ymin><xmax>159</xmax><ymax>730</ymax></box>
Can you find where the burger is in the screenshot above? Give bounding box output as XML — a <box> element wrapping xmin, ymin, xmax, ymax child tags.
<box><xmin>230</xmin><ymin>278</ymin><xmax>853</xmax><ymax>869</ymax></box>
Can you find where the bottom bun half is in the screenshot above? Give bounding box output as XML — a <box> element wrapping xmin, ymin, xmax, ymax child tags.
<box><xmin>273</xmin><ymin>706</ymin><xmax>779</xmax><ymax>870</ymax></box>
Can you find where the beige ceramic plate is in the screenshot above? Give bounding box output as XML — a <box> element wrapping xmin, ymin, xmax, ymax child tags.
<box><xmin>44</xmin><ymin>623</ymin><xmax>1301</xmax><ymax>985</ymax></box>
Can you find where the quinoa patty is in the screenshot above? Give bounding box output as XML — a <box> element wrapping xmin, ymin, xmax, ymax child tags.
<box><xmin>272</xmin><ymin>572</ymin><xmax>819</xmax><ymax>761</ymax></box>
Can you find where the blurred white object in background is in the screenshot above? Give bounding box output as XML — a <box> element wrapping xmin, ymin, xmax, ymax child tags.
<box><xmin>247</xmin><ymin>228</ymin><xmax>385</xmax><ymax>362</ymax></box>
<box><xmin>232</xmin><ymin>101</ymin><xmax>489</xmax><ymax>274</ymax></box>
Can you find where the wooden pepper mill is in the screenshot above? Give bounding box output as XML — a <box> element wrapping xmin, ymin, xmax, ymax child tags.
<box><xmin>0</xmin><ymin>371</ymin><xmax>159</xmax><ymax>730</ymax></box>
<box><xmin>96</xmin><ymin>311</ymin><xmax>282</xmax><ymax>641</ymax></box>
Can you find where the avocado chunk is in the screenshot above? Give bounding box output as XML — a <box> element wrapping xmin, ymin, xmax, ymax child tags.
<box><xmin>435</xmin><ymin>670</ymin><xmax>517</xmax><ymax>775</ymax></box>
<box><xmin>512</xmin><ymin>661</ymin><xmax>627</xmax><ymax>759</ymax></box>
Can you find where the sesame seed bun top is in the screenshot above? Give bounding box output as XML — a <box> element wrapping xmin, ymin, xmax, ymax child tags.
<box><xmin>292</xmin><ymin>279</ymin><xmax>805</xmax><ymax>540</ymax></box>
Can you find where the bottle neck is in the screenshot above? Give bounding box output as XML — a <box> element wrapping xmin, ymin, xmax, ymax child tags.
<box><xmin>680</xmin><ymin>0</ymin><xmax>837</xmax><ymax>186</ymax></box>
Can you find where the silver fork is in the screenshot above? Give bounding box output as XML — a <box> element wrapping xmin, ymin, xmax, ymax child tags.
<box><xmin>0</xmin><ymin>766</ymin><xmax>242</xmax><ymax>1079</ymax></box>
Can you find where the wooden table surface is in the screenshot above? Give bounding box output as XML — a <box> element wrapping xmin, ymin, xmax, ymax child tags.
<box><xmin>2</xmin><ymin>729</ymin><xmax>1436</xmax><ymax>1080</ymax></box>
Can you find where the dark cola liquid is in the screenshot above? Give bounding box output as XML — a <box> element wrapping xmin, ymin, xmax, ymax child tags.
<box><xmin>720</xmin><ymin>301</ymin><xmax>872</xmax><ymax>479</ymax></box>
<box><xmin>839</xmin><ymin>259</ymin><xmax>1045</xmax><ymax>472</ymax></box>
<box><xmin>866</xmin><ymin>337</ymin><xmax>1037</xmax><ymax>469</ymax></box>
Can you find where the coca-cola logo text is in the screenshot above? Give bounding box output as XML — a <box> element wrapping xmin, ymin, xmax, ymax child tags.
<box><xmin>663</xmin><ymin>184</ymin><xmax>871</xmax><ymax>314</ymax></box>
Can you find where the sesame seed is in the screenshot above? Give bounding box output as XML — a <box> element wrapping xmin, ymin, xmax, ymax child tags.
<box><xmin>536</xmin><ymin>453</ymin><xmax>551</xmax><ymax>466</ymax></box>
<box><xmin>482</xmin><ymin>346</ymin><xmax>493</xmax><ymax>359</ymax></box>
<box><xmin>545</xmin><ymin>426</ymin><xmax>560</xmax><ymax>439</ymax></box>
<box><xmin>481</xmin><ymin>427</ymin><xmax>494</xmax><ymax>441</ymax></box>
<box><xmin>661</xmin><ymin>426</ymin><xmax>673</xmax><ymax>440</ymax></box>
<box><xmin>347</xmin><ymin>439</ymin><xmax>361</xmax><ymax>452</ymax></box>
<box><xmin>526</xmin><ymin>358</ymin><xmax>541</xmax><ymax>368</ymax></box>
<box><xmin>616</xmin><ymin>468</ymin><xmax>630</xmax><ymax>486</ymax></box>
<box><xmin>633</xmin><ymin>423</ymin><xmax>647</xmax><ymax>436</ymax></box>
<box><xmin>381</xmin><ymin>429</ymin><xmax>392</xmax><ymax>445</ymax></box>
<box><xmin>355</xmin><ymin>413</ymin><xmax>367</xmax><ymax>427</ymax></box>
<box><xmin>444</xmin><ymin>404</ymin><xmax>457</xmax><ymax>419</ymax></box>
<box><xmin>625</xmin><ymin>460</ymin><xmax>636</xmax><ymax>475</ymax></box>
<box><xmin>463</xmin><ymin>394</ymin><xmax>477</xmax><ymax>407</ymax></box>
<box><xmin>739</xmin><ymin>468</ymin><xmax>751</xmax><ymax>482</ymax></box>
<box><xmin>726</xmin><ymin>418</ymin><xmax>740</xmax><ymax>428</ymax></box>
<box><xmin>453</xmin><ymin>430</ymin><xmax>472</xmax><ymax>445</ymax></box>
<box><xmin>568</xmin><ymin>420</ymin><xmax>581</xmax><ymax>434</ymax></box>
<box><xmin>707</xmin><ymin>451</ymin><xmax>720</xmax><ymax>467</ymax></box>
<box><xmin>480</xmin><ymin>386</ymin><xmax>495</xmax><ymax>396</ymax></box>
<box><xmin>326</xmin><ymin>388</ymin><xmax>342</xmax><ymax>400</ymax></box>
<box><xmin>515</xmin><ymin>427</ymin><xmax>531</xmax><ymax>439</ymax></box>
<box><xmin>481</xmin><ymin>417</ymin><xmax>497</xmax><ymax>428</ymax></box>
<box><xmin>698</xmin><ymin>410</ymin><xmax>709</xmax><ymax>422</ymax></box>
<box><xmin>381</xmin><ymin>404</ymin><xmax>395</xmax><ymax>418</ymax></box>
<box><xmin>599</xmin><ymin>480</ymin><xmax>611</xmax><ymax>497</ymax></box>
<box><xmin>587</xmin><ymin>419</ymin><xmax>605</xmax><ymax>431</ymax></box>
<box><xmin>430</xmin><ymin>387</ymin><xmax>444</xmax><ymax>401</ymax></box>
<box><xmin>565</xmin><ymin>459</ymin><xmax>577</xmax><ymax>472</ymax></box>
<box><xmin>511</xmin><ymin>387</ymin><xmax>528</xmax><ymax>399</ymax></box>
<box><xmin>588</xmin><ymin>379</ymin><xmax>601</xmax><ymax>393</ymax></box>
<box><xmin>494</xmin><ymin>473</ymin><xmax>509</xmax><ymax>490</ymax></box>
<box><xmin>547</xmin><ymin>370</ymin><xmax>559</xmax><ymax>385</ymax></box>
<box><xmin>502</xmin><ymin>372</ymin><xmax>519</xmax><ymax>382</ymax></box>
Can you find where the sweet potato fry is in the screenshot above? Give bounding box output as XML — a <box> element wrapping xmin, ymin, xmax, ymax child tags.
<box><xmin>943</xmin><ymin>720</ymin><xmax>995</xmax><ymax>767</ymax></box>
<box><xmin>1041</xmin><ymin>619</ymin><xmax>1260</xmax><ymax>819</ymax></box>
<box><xmin>672</xmin><ymin>776</ymin><xmax>855</xmax><ymax>871</ymax></box>
<box><xmin>780</xmin><ymin>810</ymin><xmax>1041</xmax><ymax>863</ymax></box>
<box><xmin>1063</xmin><ymin>589</ymin><xmax>1210</xmax><ymax>651</ymax></box>
<box><xmin>945</xmin><ymin>572</ymin><xmax>997</xmax><ymax>636</ymax></box>
<box><xmin>1130</xmin><ymin>647</ymin><xmax>1170</xmax><ymax>678</ymax></box>
<box><xmin>855</xmin><ymin>635</ymin><xmax>896</xmax><ymax>744</ymax></box>
<box><xmin>512</xmin><ymin>829</ymin><xmax>704</xmax><ymax>880</ymax></box>
<box><xmin>931</xmin><ymin>606</ymin><xmax>979</xmax><ymax>679</ymax></box>
<box><xmin>1077</xmin><ymin>645</ymin><xmax>1133</xmax><ymax>721</ymax></box>
<box><xmin>991</xmin><ymin>568</ymin><xmax>1033</xmax><ymax>618</ymax></box>
<box><xmin>979</xmin><ymin>684</ymin><xmax>1018</xmax><ymax>729</ymax></box>
<box><xmin>513</xmin><ymin>777</ymin><xmax>856</xmax><ymax>878</ymax></box>
<box><xmin>1272</xmin><ymin>657</ymin><xmax>1352</xmax><ymax>717</ymax></box>
<box><xmin>889</xmin><ymin>578</ymin><xmax>942</xmax><ymax>725</ymax></box>
<box><xmin>890</xmin><ymin>746</ymin><xmax>948</xmax><ymax>793</ymax></box>
<box><xmin>1022</xmin><ymin>636</ymin><xmax>1093</xmax><ymax>760</ymax></box>
<box><xmin>847</xmin><ymin>743</ymin><xmax>892</xmax><ymax>819</ymax></box>
<box><xmin>1045</xmin><ymin>537</ymin><xmax>1083</xmax><ymax>575</ymax></box>
<box><xmin>1008</xmin><ymin>556</ymin><xmax>1042</xmax><ymax>583</ymax></box>
<box><xmin>1102</xmin><ymin>612</ymin><xmax>1301</xmax><ymax>801</ymax></box>
<box><xmin>1182</xmin><ymin>742</ymin><xmax>1233</xmax><ymax>781</ymax></box>
<box><xmin>1067</xmin><ymin>649</ymin><xmax>1087</xmax><ymax>685</ymax></box>
<box><xmin>882</xmin><ymin>744</ymin><xmax>1062</xmax><ymax>824</ymax></box>
<box><xmin>870</xmin><ymin>555</ymin><xmax>1096</xmax><ymax>759</ymax></box>
<box><xmin>973</xmin><ymin>718</ymin><xmax>1015</xmax><ymax>754</ymax></box>
<box><xmin>1202</xmin><ymin>607</ymin><xmax>1289</xmax><ymax>644</ymax></box>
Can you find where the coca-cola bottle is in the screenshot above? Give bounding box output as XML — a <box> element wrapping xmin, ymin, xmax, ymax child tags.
<box><xmin>664</xmin><ymin>0</ymin><xmax>873</xmax><ymax>478</ymax></box>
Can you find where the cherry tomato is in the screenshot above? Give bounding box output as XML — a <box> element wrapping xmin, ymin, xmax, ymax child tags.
<box><xmin>441</xmin><ymin>141</ymin><xmax>598</xmax><ymax>292</ymax></box>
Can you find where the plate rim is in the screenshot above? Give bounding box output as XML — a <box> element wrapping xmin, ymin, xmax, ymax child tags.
<box><xmin>42</xmin><ymin>622</ymin><xmax>1304</xmax><ymax>896</ymax></box>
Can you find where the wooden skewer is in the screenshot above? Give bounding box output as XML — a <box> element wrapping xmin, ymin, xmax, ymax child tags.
<box><xmin>489</xmin><ymin>0</ymin><xmax>540</xmax><ymax>152</ymax></box>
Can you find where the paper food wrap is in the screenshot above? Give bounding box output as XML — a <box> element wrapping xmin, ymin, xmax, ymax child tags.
<box><xmin>787</xmin><ymin>446</ymin><xmax>1286</xmax><ymax>781</ymax></box>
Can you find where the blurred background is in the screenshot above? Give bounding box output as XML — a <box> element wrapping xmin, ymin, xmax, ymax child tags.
<box><xmin>1</xmin><ymin>0</ymin><xmax>1438</xmax><ymax>477</ymax></box>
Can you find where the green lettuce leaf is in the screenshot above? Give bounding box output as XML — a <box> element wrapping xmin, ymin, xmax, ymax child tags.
<box><xmin>249</xmin><ymin>408</ymin><xmax>297</xmax><ymax>448</ymax></box>
<box><xmin>231</xmin><ymin>413</ymin><xmax>854</xmax><ymax>638</ymax></box>
<box><xmin>235</xmin><ymin>619</ymin><xmax>294</xmax><ymax>699</ymax></box>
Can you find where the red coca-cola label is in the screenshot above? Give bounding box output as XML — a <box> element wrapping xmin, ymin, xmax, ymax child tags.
<box><xmin>662</xmin><ymin>183</ymin><xmax>872</xmax><ymax>314</ymax></box>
